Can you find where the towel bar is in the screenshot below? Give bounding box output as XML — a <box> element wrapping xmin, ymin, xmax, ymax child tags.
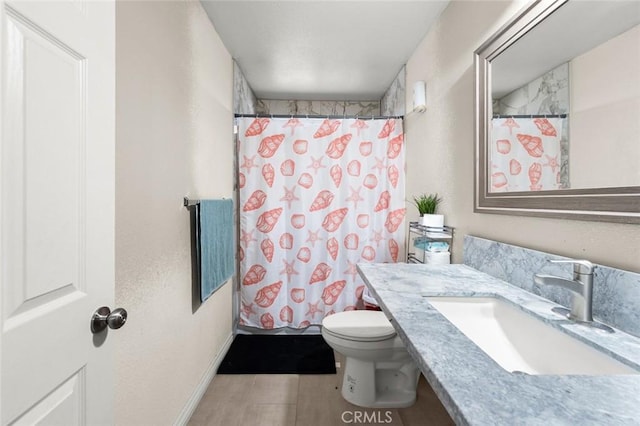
<box><xmin>184</xmin><ymin>197</ymin><xmax>200</xmax><ymax>207</ymax></box>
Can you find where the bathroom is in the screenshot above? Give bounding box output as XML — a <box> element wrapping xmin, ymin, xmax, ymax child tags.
<box><xmin>0</xmin><ymin>0</ymin><xmax>638</xmax><ymax>425</ymax></box>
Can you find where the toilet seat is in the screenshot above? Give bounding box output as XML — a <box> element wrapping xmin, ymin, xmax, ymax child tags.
<box><xmin>322</xmin><ymin>311</ymin><xmax>396</xmax><ymax>342</ymax></box>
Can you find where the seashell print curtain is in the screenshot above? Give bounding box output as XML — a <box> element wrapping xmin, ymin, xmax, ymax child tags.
<box><xmin>237</xmin><ymin>117</ymin><xmax>405</xmax><ymax>329</ymax></box>
<box><xmin>490</xmin><ymin>117</ymin><xmax>565</xmax><ymax>192</ymax></box>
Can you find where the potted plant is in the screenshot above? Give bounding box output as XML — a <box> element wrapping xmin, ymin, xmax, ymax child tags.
<box><xmin>412</xmin><ymin>193</ymin><xmax>444</xmax><ymax>228</ymax></box>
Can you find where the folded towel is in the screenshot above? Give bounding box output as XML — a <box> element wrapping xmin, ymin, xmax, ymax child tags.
<box><xmin>414</xmin><ymin>240</ymin><xmax>450</xmax><ymax>252</ymax></box>
<box><xmin>199</xmin><ymin>199</ymin><xmax>234</xmax><ymax>302</ymax></box>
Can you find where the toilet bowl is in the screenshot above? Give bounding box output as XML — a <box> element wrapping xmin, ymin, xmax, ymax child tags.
<box><xmin>321</xmin><ymin>310</ymin><xmax>420</xmax><ymax>408</ymax></box>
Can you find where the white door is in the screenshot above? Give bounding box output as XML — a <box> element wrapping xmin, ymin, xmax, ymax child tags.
<box><xmin>0</xmin><ymin>1</ymin><xmax>116</xmax><ymax>424</ymax></box>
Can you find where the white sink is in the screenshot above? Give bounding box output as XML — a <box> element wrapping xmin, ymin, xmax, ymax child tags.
<box><xmin>425</xmin><ymin>297</ymin><xmax>639</xmax><ymax>376</ymax></box>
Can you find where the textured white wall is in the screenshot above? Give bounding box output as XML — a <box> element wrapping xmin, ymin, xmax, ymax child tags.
<box><xmin>405</xmin><ymin>0</ymin><xmax>640</xmax><ymax>273</ymax></box>
<box><xmin>115</xmin><ymin>1</ymin><xmax>234</xmax><ymax>424</ymax></box>
<box><xmin>570</xmin><ymin>25</ymin><xmax>640</xmax><ymax>189</ymax></box>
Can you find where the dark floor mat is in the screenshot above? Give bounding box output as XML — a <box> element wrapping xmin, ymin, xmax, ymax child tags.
<box><xmin>217</xmin><ymin>334</ymin><xmax>336</xmax><ymax>374</ymax></box>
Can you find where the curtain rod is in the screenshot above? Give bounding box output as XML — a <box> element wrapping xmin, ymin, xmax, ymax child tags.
<box><xmin>492</xmin><ymin>114</ymin><xmax>567</xmax><ymax>119</ymax></box>
<box><xmin>234</xmin><ymin>113</ymin><xmax>403</xmax><ymax>120</ymax></box>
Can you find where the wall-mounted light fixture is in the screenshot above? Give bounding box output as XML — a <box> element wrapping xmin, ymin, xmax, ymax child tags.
<box><xmin>413</xmin><ymin>81</ymin><xmax>427</xmax><ymax>113</ymax></box>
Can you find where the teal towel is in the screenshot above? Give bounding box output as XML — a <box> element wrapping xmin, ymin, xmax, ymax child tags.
<box><xmin>199</xmin><ymin>199</ymin><xmax>234</xmax><ymax>302</ymax></box>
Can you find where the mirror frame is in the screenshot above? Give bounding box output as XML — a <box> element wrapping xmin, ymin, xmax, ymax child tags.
<box><xmin>474</xmin><ymin>0</ymin><xmax>640</xmax><ymax>224</ymax></box>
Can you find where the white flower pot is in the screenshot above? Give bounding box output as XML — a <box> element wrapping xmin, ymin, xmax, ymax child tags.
<box><xmin>421</xmin><ymin>214</ymin><xmax>444</xmax><ymax>228</ymax></box>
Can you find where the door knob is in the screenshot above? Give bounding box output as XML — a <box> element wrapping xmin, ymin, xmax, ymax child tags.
<box><xmin>91</xmin><ymin>306</ymin><xmax>128</xmax><ymax>333</ymax></box>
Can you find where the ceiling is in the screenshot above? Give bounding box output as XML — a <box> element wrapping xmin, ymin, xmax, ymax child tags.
<box><xmin>201</xmin><ymin>1</ymin><xmax>449</xmax><ymax>101</ymax></box>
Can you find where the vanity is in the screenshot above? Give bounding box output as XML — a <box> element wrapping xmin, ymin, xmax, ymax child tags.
<box><xmin>380</xmin><ymin>0</ymin><xmax>640</xmax><ymax>420</ymax></box>
<box><xmin>374</xmin><ymin>0</ymin><xmax>640</xmax><ymax>419</ymax></box>
<box><xmin>357</xmin><ymin>261</ymin><xmax>640</xmax><ymax>425</ymax></box>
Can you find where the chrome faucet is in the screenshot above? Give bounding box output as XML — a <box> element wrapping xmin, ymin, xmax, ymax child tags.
<box><xmin>534</xmin><ymin>259</ymin><xmax>594</xmax><ymax>322</ymax></box>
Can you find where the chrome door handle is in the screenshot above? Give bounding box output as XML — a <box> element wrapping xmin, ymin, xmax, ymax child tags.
<box><xmin>91</xmin><ymin>306</ymin><xmax>128</xmax><ymax>333</ymax></box>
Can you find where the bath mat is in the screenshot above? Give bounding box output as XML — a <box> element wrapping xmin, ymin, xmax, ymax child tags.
<box><xmin>217</xmin><ymin>334</ymin><xmax>336</xmax><ymax>374</ymax></box>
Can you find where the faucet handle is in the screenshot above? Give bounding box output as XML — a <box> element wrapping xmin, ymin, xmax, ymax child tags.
<box><xmin>549</xmin><ymin>259</ymin><xmax>594</xmax><ymax>275</ymax></box>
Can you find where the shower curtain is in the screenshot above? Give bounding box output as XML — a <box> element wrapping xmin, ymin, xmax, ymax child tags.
<box><xmin>237</xmin><ymin>117</ymin><xmax>405</xmax><ymax>329</ymax></box>
<box><xmin>490</xmin><ymin>117</ymin><xmax>565</xmax><ymax>192</ymax></box>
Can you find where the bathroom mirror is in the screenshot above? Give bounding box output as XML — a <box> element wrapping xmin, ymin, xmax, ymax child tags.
<box><xmin>474</xmin><ymin>0</ymin><xmax>640</xmax><ymax>223</ymax></box>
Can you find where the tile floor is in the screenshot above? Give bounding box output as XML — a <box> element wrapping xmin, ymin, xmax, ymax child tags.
<box><xmin>188</xmin><ymin>353</ymin><xmax>454</xmax><ymax>426</ymax></box>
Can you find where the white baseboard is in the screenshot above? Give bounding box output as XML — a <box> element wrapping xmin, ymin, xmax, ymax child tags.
<box><xmin>173</xmin><ymin>332</ymin><xmax>234</xmax><ymax>426</ymax></box>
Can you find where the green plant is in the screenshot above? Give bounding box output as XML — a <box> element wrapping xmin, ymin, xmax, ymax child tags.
<box><xmin>412</xmin><ymin>193</ymin><xmax>442</xmax><ymax>215</ymax></box>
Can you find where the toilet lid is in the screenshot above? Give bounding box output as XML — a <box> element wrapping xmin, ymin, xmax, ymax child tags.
<box><xmin>322</xmin><ymin>311</ymin><xmax>396</xmax><ymax>340</ymax></box>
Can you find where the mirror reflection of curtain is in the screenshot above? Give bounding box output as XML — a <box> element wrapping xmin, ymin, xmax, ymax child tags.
<box><xmin>237</xmin><ymin>117</ymin><xmax>406</xmax><ymax>329</ymax></box>
<box><xmin>490</xmin><ymin>117</ymin><xmax>568</xmax><ymax>192</ymax></box>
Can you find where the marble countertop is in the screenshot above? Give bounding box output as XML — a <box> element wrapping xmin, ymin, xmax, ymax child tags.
<box><xmin>357</xmin><ymin>263</ymin><xmax>640</xmax><ymax>426</ymax></box>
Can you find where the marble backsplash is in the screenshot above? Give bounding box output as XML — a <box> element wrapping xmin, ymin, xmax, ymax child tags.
<box><xmin>463</xmin><ymin>235</ymin><xmax>640</xmax><ymax>337</ymax></box>
<box><xmin>255</xmin><ymin>99</ymin><xmax>380</xmax><ymax>116</ymax></box>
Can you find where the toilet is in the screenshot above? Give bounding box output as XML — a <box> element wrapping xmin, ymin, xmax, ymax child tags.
<box><xmin>321</xmin><ymin>310</ymin><xmax>421</xmax><ymax>408</ymax></box>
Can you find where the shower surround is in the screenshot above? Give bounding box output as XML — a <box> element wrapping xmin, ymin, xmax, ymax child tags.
<box><xmin>255</xmin><ymin>100</ymin><xmax>380</xmax><ymax>117</ymax></box>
